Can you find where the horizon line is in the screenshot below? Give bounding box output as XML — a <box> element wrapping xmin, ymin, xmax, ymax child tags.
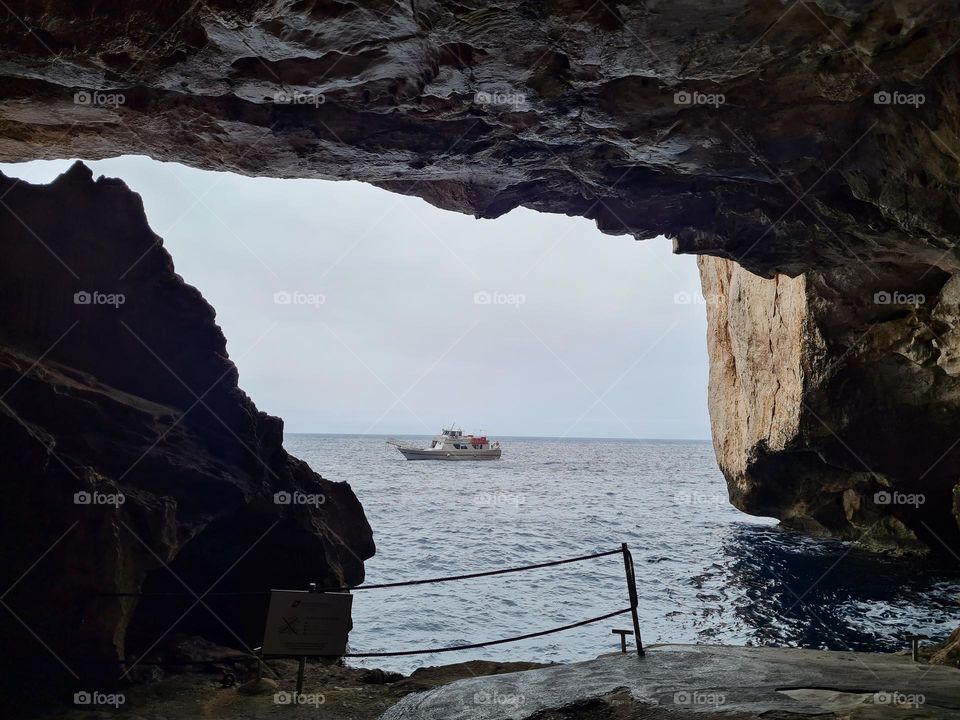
<box><xmin>284</xmin><ymin>431</ymin><xmax>713</xmax><ymax>442</ymax></box>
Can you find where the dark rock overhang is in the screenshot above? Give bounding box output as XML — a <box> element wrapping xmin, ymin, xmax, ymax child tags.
<box><xmin>0</xmin><ymin>0</ymin><xmax>958</xmax><ymax>277</ymax></box>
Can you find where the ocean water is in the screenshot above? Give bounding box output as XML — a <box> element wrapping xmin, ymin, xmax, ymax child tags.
<box><xmin>284</xmin><ymin>434</ymin><xmax>960</xmax><ymax>673</ymax></box>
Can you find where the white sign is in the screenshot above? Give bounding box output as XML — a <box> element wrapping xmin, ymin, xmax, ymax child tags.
<box><xmin>262</xmin><ymin>590</ymin><xmax>353</xmax><ymax>656</ymax></box>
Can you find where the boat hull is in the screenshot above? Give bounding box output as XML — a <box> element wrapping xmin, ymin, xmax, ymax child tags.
<box><xmin>396</xmin><ymin>447</ymin><xmax>501</xmax><ymax>461</ymax></box>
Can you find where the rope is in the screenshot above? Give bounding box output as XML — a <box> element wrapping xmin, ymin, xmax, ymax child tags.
<box><xmin>84</xmin><ymin>548</ymin><xmax>639</xmax><ymax>663</ymax></box>
<box><xmin>86</xmin><ymin>607</ymin><xmax>633</xmax><ymax>664</ymax></box>
<box><xmin>328</xmin><ymin>548</ymin><xmax>623</xmax><ymax>592</ymax></box>
<box><xmin>342</xmin><ymin>607</ymin><xmax>633</xmax><ymax>657</ymax></box>
<box><xmin>99</xmin><ymin>548</ymin><xmax>623</xmax><ymax>597</ymax></box>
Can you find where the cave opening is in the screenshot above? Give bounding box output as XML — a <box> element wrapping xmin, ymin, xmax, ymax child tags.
<box><xmin>3</xmin><ymin>155</ymin><xmax>959</xmax><ymax>685</ymax></box>
<box><xmin>1</xmin><ymin>155</ymin><xmax>728</xmax><ymax>676</ymax></box>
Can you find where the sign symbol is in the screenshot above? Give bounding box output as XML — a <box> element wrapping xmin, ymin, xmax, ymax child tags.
<box><xmin>279</xmin><ymin>617</ymin><xmax>299</xmax><ymax>634</ymax></box>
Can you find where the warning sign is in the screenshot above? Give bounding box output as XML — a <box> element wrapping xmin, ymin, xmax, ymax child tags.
<box><xmin>262</xmin><ymin>590</ymin><xmax>353</xmax><ymax>656</ymax></box>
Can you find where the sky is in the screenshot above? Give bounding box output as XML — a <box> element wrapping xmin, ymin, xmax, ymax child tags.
<box><xmin>0</xmin><ymin>156</ymin><xmax>712</xmax><ymax>439</ymax></box>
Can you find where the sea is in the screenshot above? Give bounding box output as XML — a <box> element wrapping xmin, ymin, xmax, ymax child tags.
<box><xmin>284</xmin><ymin>434</ymin><xmax>960</xmax><ymax>674</ymax></box>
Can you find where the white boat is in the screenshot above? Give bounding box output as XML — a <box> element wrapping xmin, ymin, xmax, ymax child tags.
<box><xmin>387</xmin><ymin>428</ymin><xmax>502</xmax><ymax>461</ymax></box>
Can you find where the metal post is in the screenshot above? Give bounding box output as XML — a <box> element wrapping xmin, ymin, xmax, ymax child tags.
<box><xmin>253</xmin><ymin>646</ymin><xmax>264</xmax><ymax>679</ymax></box>
<box><xmin>612</xmin><ymin>629</ymin><xmax>632</xmax><ymax>653</ymax></box>
<box><xmin>296</xmin><ymin>656</ymin><xmax>306</xmax><ymax>697</ymax></box>
<box><xmin>905</xmin><ymin>633</ymin><xmax>928</xmax><ymax>662</ymax></box>
<box><xmin>621</xmin><ymin>542</ymin><xmax>644</xmax><ymax>656</ymax></box>
<box><xmin>295</xmin><ymin>582</ymin><xmax>318</xmax><ymax>698</ymax></box>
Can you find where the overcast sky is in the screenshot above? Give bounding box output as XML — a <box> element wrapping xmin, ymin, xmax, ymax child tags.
<box><xmin>1</xmin><ymin>156</ymin><xmax>711</xmax><ymax>439</ymax></box>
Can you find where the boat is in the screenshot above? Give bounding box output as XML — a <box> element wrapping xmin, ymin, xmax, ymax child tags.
<box><xmin>387</xmin><ymin>427</ymin><xmax>502</xmax><ymax>461</ymax></box>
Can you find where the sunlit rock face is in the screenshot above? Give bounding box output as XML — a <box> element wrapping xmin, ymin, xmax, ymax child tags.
<box><xmin>701</xmin><ymin>255</ymin><xmax>960</xmax><ymax>553</ymax></box>
<box><xmin>0</xmin><ymin>162</ymin><xmax>374</xmax><ymax>696</ymax></box>
<box><xmin>0</xmin><ymin>2</ymin><xmax>959</xmax><ymax>553</ymax></box>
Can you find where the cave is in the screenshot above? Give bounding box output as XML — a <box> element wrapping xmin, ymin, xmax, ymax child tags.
<box><xmin>2</xmin><ymin>0</ymin><xmax>960</xmax><ymax>714</ymax></box>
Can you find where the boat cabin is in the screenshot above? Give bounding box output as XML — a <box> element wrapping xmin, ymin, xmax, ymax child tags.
<box><xmin>429</xmin><ymin>428</ymin><xmax>495</xmax><ymax>450</ymax></box>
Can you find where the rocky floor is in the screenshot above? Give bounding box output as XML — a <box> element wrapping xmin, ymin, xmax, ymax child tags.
<box><xmin>383</xmin><ymin>645</ymin><xmax>960</xmax><ymax>719</ymax></box>
<box><xmin>37</xmin><ymin>658</ymin><xmax>546</xmax><ymax>720</ymax></box>
<box><xmin>32</xmin><ymin>644</ymin><xmax>960</xmax><ymax>719</ymax></box>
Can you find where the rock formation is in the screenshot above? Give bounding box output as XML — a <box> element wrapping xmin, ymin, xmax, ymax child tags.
<box><xmin>701</xmin><ymin>254</ymin><xmax>960</xmax><ymax>553</ymax></box>
<box><xmin>382</xmin><ymin>646</ymin><xmax>960</xmax><ymax>719</ymax></box>
<box><xmin>0</xmin><ymin>161</ymin><xmax>374</xmax><ymax>701</ymax></box>
<box><xmin>0</xmin><ymin>1</ymin><xmax>956</xmax><ymax>568</ymax></box>
<box><xmin>930</xmin><ymin>627</ymin><xmax>960</xmax><ymax>666</ymax></box>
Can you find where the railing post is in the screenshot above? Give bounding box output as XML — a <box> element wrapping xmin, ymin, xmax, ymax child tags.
<box><xmin>621</xmin><ymin>542</ymin><xmax>644</xmax><ymax>656</ymax></box>
<box><xmin>295</xmin><ymin>582</ymin><xmax>318</xmax><ymax>698</ymax></box>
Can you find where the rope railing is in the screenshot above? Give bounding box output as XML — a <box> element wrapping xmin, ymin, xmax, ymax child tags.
<box><xmin>341</xmin><ymin>607</ymin><xmax>634</xmax><ymax>657</ymax></box>
<box><xmin>95</xmin><ymin>544</ymin><xmax>645</xmax><ymax>669</ymax></box>
<box><xmin>99</xmin><ymin>607</ymin><xmax>634</xmax><ymax>666</ymax></box>
<box><xmin>99</xmin><ymin>548</ymin><xmax>624</xmax><ymax>597</ymax></box>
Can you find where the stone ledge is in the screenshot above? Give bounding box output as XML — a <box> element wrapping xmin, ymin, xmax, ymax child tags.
<box><xmin>381</xmin><ymin>644</ymin><xmax>960</xmax><ymax>719</ymax></box>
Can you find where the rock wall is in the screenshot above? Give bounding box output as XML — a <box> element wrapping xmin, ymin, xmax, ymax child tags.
<box><xmin>0</xmin><ymin>162</ymin><xmax>374</xmax><ymax>699</ymax></box>
<box><xmin>701</xmin><ymin>255</ymin><xmax>960</xmax><ymax>553</ymax></box>
<box><xmin>699</xmin><ymin>256</ymin><xmax>808</xmax><ymax>484</ymax></box>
